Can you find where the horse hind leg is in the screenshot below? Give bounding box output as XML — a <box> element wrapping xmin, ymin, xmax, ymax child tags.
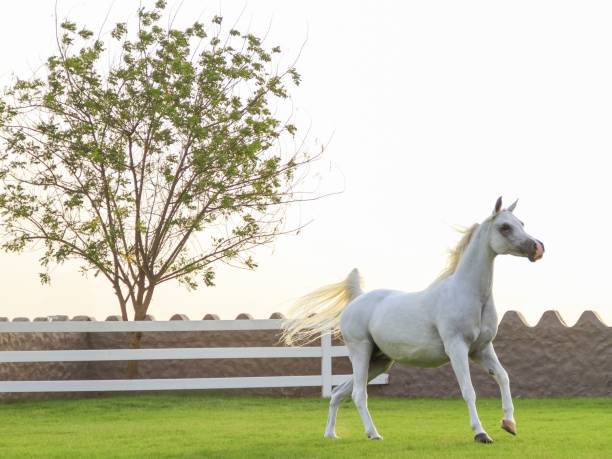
<box><xmin>324</xmin><ymin>351</ymin><xmax>393</xmax><ymax>439</ymax></box>
<box><xmin>348</xmin><ymin>340</ymin><xmax>390</xmax><ymax>440</ymax></box>
<box><xmin>324</xmin><ymin>378</ymin><xmax>352</xmax><ymax>438</ymax></box>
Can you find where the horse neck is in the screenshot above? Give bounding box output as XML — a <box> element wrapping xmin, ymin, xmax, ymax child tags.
<box><xmin>453</xmin><ymin>221</ymin><xmax>496</xmax><ymax>303</ymax></box>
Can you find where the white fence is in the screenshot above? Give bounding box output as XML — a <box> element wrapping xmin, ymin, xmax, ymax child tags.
<box><xmin>0</xmin><ymin>320</ymin><xmax>388</xmax><ymax>397</ymax></box>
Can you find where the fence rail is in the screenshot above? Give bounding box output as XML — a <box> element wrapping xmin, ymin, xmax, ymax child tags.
<box><xmin>0</xmin><ymin>319</ymin><xmax>283</xmax><ymax>333</ymax></box>
<box><xmin>0</xmin><ymin>320</ymin><xmax>389</xmax><ymax>396</ymax></box>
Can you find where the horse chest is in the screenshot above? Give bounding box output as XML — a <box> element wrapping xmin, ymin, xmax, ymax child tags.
<box><xmin>471</xmin><ymin>322</ymin><xmax>497</xmax><ymax>349</ymax></box>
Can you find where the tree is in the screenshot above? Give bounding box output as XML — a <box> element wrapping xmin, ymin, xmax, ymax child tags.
<box><xmin>0</xmin><ymin>1</ymin><xmax>312</xmax><ymax>369</ymax></box>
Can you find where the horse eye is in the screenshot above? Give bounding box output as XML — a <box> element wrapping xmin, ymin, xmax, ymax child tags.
<box><xmin>499</xmin><ymin>224</ymin><xmax>512</xmax><ymax>233</ymax></box>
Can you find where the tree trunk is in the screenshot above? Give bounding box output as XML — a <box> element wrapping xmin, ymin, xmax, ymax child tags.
<box><xmin>126</xmin><ymin>307</ymin><xmax>147</xmax><ymax>379</ymax></box>
<box><xmin>126</xmin><ymin>331</ymin><xmax>144</xmax><ymax>379</ymax></box>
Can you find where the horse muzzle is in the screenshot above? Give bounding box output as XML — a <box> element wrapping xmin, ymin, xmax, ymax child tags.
<box><xmin>528</xmin><ymin>240</ymin><xmax>545</xmax><ymax>262</ymax></box>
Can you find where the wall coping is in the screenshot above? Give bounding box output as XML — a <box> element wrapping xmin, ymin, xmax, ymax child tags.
<box><xmin>0</xmin><ymin>310</ymin><xmax>608</xmax><ymax>327</ymax></box>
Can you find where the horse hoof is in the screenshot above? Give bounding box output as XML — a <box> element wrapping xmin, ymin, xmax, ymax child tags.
<box><xmin>474</xmin><ymin>433</ymin><xmax>493</xmax><ymax>444</ymax></box>
<box><xmin>367</xmin><ymin>433</ymin><xmax>383</xmax><ymax>440</ymax></box>
<box><xmin>501</xmin><ymin>419</ymin><xmax>517</xmax><ymax>435</ymax></box>
<box><xmin>324</xmin><ymin>433</ymin><xmax>339</xmax><ymax>439</ymax></box>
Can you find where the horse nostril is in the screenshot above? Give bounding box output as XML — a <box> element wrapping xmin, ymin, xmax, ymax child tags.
<box><xmin>528</xmin><ymin>239</ymin><xmax>544</xmax><ymax>262</ymax></box>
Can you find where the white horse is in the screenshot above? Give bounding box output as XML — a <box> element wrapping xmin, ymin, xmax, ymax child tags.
<box><xmin>283</xmin><ymin>197</ymin><xmax>544</xmax><ymax>443</ymax></box>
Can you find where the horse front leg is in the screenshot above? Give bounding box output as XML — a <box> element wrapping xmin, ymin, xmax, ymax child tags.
<box><xmin>444</xmin><ymin>339</ymin><xmax>492</xmax><ymax>443</ymax></box>
<box><xmin>473</xmin><ymin>343</ymin><xmax>516</xmax><ymax>435</ymax></box>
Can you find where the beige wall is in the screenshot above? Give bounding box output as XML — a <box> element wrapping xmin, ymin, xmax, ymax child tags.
<box><xmin>0</xmin><ymin>310</ymin><xmax>610</xmax><ymax>399</ymax></box>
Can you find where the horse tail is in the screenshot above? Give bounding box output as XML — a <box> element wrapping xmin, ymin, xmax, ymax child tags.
<box><xmin>281</xmin><ymin>268</ymin><xmax>364</xmax><ymax>346</ymax></box>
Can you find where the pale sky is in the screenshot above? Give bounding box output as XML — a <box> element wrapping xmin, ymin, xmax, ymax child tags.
<box><xmin>0</xmin><ymin>0</ymin><xmax>611</xmax><ymax>325</ymax></box>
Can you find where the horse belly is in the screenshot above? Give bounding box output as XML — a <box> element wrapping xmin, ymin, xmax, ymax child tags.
<box><xmin>376</xmin><ymin>339</ymin><xmax>449</xmax><ymax>368</ymax></box>
<box><xmin>368</xmin><ymin>295</ymin><xmax>449</xmax><ymax>367</ymax></box>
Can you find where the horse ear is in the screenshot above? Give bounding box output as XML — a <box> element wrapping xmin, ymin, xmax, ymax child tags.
<box><xmin>493</xmin><ymin>196</ymin><xmax>503</xmax><ymax>214</ymax></box>
<box><xmin>507</xmin><ymin>199</ymin><xmax>518</xmax><ymax>212</ymax></box>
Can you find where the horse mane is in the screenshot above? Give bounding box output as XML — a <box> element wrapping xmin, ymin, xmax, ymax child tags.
<box><xmin>435</xmin><ymin>223</ymin><xmax>480</xmax><ymax>281</ymax></box>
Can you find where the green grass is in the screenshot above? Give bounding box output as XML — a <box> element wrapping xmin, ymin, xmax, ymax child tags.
<box><xmin>0</xmin><ymin>394</ymin><xmax>610</xmax><ymax>458</ymax></box>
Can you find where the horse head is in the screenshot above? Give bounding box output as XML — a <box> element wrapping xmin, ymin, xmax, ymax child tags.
<box><xmin>488</xmin><ymin>197</ymin><xmax>544</xmax><ymax>262</ymax></box>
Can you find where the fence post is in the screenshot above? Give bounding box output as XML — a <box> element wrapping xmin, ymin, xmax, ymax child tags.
<box><xmin>321</xmin><ymin>331</ymin><xmax>332</xmax><ymax>397</ymax></box>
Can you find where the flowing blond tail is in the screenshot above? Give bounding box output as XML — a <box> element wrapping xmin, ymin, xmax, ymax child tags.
<box><xmin>281</xmin><ymin>268</ymin><xmax>364</xmax><ymax>346</ymax></box>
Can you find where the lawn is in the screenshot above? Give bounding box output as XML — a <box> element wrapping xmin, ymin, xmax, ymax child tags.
<box><xmin>0</xmin><ymin>394</ymin><xmax>609</xmax><ymax>458</ymax></box>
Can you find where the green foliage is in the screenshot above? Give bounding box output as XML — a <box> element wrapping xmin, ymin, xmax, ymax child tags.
<box><xmin>0</xmin><ymin>2</ymin><xmax>307</xmax><ymax>318</ymax></box>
